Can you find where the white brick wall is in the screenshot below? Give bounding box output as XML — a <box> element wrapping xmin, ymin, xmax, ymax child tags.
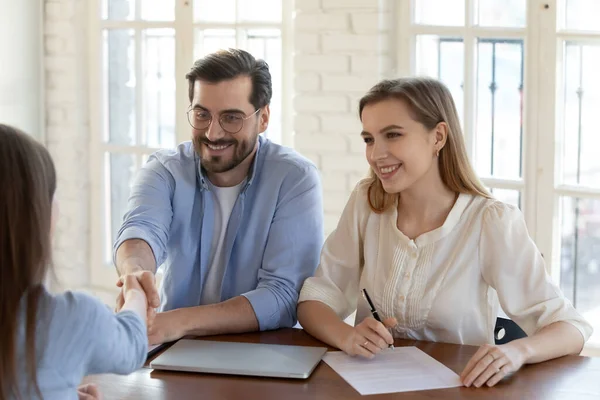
<box><xmin>293</xmin><ymin>0</ymin><xmax>395</xmax><ymax>234</ymax></box>
<box><xmin>44</xmin><ymin>0</ymin><xmax>91</xmax><ymax>292</ymax></box>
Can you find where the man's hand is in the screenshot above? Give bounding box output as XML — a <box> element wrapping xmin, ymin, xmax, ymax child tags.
<box><xmin>148</xmin><ymin>310</ymin><xmax>186</xmax><ymax>345</ymax></box>
<box><xmin>77</xmin><ymin>383</ymin><xmax>101</xmax><ymax>400</ymax></box>
<box><xmin>115</xmin><ymin>269</ymin><xmax>160</xmax><ymax>312</ymax></box>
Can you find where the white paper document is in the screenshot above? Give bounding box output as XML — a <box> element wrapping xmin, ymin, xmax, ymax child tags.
<box><xmin>323</xmin><ymin>346</ymin><xmax>463</xmax><ymax>395</ymax></box>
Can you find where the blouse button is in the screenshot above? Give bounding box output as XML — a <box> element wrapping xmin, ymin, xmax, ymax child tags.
<box><xmin>399</xmin><ymin>295</ymin><xmax>405</xmax><ymax>301</ymax></box>
<box><xmin>404</xmin><ymin>272</ymin><xmax>410</xmax><ymax>279</ymax></box>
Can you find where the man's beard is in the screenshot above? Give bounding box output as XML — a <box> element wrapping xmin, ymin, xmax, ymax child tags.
<box><xmin>193</xmin><ymin>130</ymin><xmax>258</xmax><ymax>174</ymax></box>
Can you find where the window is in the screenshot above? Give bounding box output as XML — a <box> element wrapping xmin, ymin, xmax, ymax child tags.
<box><xmin>88</xmin><ymin>0</ymin><xmax>289</xmax><ymax>289</ymax></box>
<box><xmin>397</xmin><ymin>0</ymin><xmax>600</xmax><ymax>347</ymax></box>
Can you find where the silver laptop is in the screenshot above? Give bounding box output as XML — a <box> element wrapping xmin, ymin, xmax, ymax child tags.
<box><xmin>150</xmin><ymin>339</ymin><xmax>328</xmax><ymax>379</ymax></box>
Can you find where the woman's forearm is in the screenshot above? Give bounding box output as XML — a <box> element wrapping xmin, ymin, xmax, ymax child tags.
<box><xmin>514</xmin><ymin>321</ymin><xmax>585</xmax><ymax>364</ymax></box>
<box><xmin>297</xmin><ymin>301</ymin><xmax>353</xmax><ymax>349</ymax></box>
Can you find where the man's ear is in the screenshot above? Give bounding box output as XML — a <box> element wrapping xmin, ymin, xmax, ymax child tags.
<box><xmin>258</xmin><ymin>105</ymin><xmax>270</xmax><ymax>134</ymax></box>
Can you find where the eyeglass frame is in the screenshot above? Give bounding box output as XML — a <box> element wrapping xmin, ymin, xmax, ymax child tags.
<box><xmin>186</xmin><ymin>106</ymin><xmax>261</xmax><ymax>134</ymax></box>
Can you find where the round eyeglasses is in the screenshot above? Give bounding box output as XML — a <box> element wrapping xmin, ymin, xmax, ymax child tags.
<box><xmin>186</xmin><ymin>107</ymin><xmax>260</xmax><ymax>134</ymax></box>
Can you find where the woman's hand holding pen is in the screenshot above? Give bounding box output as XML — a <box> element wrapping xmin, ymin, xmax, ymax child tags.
<box><xmin>339</xmin><ymin>317</ymin><xmax>397</xmax><ymax>358</ymax></box>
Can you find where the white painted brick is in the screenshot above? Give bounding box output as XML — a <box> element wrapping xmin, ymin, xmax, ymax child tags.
<box><xmin>322</xmin><ymin>33</ymin><xmax>378</xmax><ymax>52</ymax></box>
<box><xmin>294</xmin><ymin>33</ymin><xmax>320</xmax><ymax>53</ymax></box>
<box><xmin>294</xmin><ymin>94</ymin><xmax>349</xmax><ymax>112</ymax></box>
<box><xmin>296</xmin><ymin>0</ymin><xmax>321</xmax><ymax>12</ymax></box>
<box><xmin>45</xmin><ymin>2</ymin><xmax>75</xmax><ymax>19</ymax></box>
<box><xmin>45</xmin><ymin>36</ymin><xmax>65</xmax><ymax>53</ymax></box>
<box><xmin>320</xmin><ymin>171</ymin><xmax>349</xmax><ymax>191</ymax></box>
<box><xmin>351</xmin><ymin>55</ymin><xmax>380</xmax><ymax>73</ymax></box>
<box><xmin>322</xmin><ymin>0</ymin><xmax>377</xmax><ymax>9</ymax></box>
<box><xmin>295</xmin><ymin>133</ymin><xmax>349</xmax><ymax>152</ymax></box>
<box><xmin>321</xmin><ymin>154</ymin><xmax>368</xmax><ymax>173</ymax></box>
<box><xmin>47</xmin><ymin>107</ymin><xmax>66</xmax><ymax>125</ymax></box>
<box><xmin>348</xmin><ymin>94</ymin><xmax>363</xmax><ymax>115</ymax></box>
<box><xmin>322</xmin><ymin>75</ymin><xmax>376</xmax><ymax>93</ymax></box>
<box><xmin>348</xmin><ymin>172</ymin><xmax>369</xmax><ymax>190</ymax></box>
<box><xmin>296</xmin><ymin>54</ymin><xmax>349</xmax><ymax>73</ymax></box>
<box><xmin>44</xmin><ymin>20</ymin><xmax>73</xmax><ymax>36</ymax></box>
<box><xmin>294</xmin><ymin>114</ymin><xmax>320</xmax><ymax>132</ymax></box>
<box><xmin>296</xmin><ymin>12</ymin><xmax>348</xmax><ymax>31</ymax></box>
<box><xmin>348</xmin><ymin>131</ymin><xmax>367</xmax><ymax>153</ymax></box>
<box><xmin>300</xmin><ymin>151</ymin><xmax>322</xmax><ymax>169</ymax></box>
<box><xmin>295</xmin><ymin>72</ymin><xmax>320</xmax><ymax>92</ymax></box>
<box><xmin>351</xmin><ymin>13</ymin><xmax>385</xmax><ymax>34</ymax></box>
<box><xmin>323</xmin><ymin>190</ymin><xmax>352</xmax><ymax>212</ymax></box>
<box><xmin>47</xmin><ymin>88</ymin><xmax>77</xmax><ymax>104</ymax></box>
<box><xmin>321</xmin><ymin>114</ymin><xmax>362</xmax><ymax>133</ymax></box>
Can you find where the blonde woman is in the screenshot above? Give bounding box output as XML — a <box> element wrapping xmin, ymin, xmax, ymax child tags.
<box><xmin>297</xmin><ymin>77</ymin><xmax>592</xmax><ymax>388</ymax></box>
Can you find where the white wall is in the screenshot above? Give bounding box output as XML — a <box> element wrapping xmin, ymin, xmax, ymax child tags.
<box><xmin>44</xmin><ymin>0</ymin><xmax>91</xmax><ymax>291</ymax></box>
<box><xmin>0</xmin><ymin>0</ymin><xmax>44</xmax><ymax>137</ymax></box>
<box><xmin>294</xmin><ymin>0</ymin><xmax>396</xmax><ymax>234</ymax></box>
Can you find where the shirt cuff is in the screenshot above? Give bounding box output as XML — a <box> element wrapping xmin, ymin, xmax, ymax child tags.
<box><xmin>113</xmin><ymin>226</ymin><xmax>162</xmax><ymax>269</ymax></box>
<box><xmin>242</xmin><ymin>287</ymin><xmax>285</xmax><ymax>331</ymax></box>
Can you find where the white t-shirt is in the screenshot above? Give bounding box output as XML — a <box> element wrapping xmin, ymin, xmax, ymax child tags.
<box><xmin>200</xmin><ymin>180</ymin><xmax>245</xmax><ymax>305</ymax></box>
<box><xmin>299</xmin><ymin>180</ymin><xmax>592</xmax><ymax>346</ymax></box>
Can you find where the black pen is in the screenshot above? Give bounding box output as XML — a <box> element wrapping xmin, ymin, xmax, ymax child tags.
<box><xmin>362</xmin><ymin>288</ymin><xmax>394</xmax><ymax>349</ymax></box>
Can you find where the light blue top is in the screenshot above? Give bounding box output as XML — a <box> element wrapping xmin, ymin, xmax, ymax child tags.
<box><xmin>15</xmin><ymin>287</ymin><xmax>147</xmax><ymax>400</ymax></box>
<box><xmin>114</xmin><ymin>136</ymin><xmax>324</xmax><ymax>330</ymax></box>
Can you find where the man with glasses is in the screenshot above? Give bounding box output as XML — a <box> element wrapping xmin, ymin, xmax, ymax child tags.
<box><xmin>113</xmin><ymin>49</ymin><xmax>324</xmax><ymax>345</ymax></box>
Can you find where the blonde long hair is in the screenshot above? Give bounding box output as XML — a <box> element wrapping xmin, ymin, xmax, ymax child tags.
<box><xmin>359</xmin><ymin>77</ymin><xmax>491</xmax><ymax>213</ymax></box>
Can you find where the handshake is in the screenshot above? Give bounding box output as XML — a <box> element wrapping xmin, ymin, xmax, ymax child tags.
<box><xmin>114</xmin><ymin>268</ymin><xmax>160</xmax><ymax>326</ymax></box>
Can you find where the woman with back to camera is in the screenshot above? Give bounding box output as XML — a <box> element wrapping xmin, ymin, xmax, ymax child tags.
<box><xmin>297</xmin><ymin>77</ymin><xmax>592</xmax><ymax>388</ymax></box>
<box><xmin>0</xmin><ymin>124</ymin><xmax>151</xmax><ymax>399</ymax></box>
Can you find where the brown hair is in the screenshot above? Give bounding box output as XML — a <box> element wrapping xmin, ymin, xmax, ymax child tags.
<box><xmin>0</xmin><ymin>124</ymin><xmax>56</xmax><ymax>399</ymax></box>
<box><xmin>186</xmin><ymin>48</ymin><xmax>272</xmax><ymax>110</ymax></box>
<box><xmin>359</xmin><ymin>77</ymin><xmax>490</xmax><ymax>213</ymax></box>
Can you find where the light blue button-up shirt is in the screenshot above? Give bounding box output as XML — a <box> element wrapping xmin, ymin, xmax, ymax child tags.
<box><xmin>114</xmin><ymin>136</ymin><xmax>324</xmax><ymax>330</ymax></box>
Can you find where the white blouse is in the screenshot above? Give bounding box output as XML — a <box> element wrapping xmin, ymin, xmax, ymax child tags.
<box><xmin>299</xmin><ymin>180</ymin><xmax>592</xmax><ymax>346</ymax></box>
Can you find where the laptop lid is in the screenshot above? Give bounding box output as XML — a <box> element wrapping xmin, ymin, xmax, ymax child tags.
<box><xmin>150</xmin><ymin>339</ymin><xmax>328</xmax><ymax>379</ymax></box>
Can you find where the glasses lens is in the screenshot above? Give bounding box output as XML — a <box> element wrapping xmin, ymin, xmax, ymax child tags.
<box><xmin>188</xmin><ymin>109</ymin><xmax>211</xmax><ymax>130</ymax></box>
<box><xmin>220</xmin><ymin>113</ymin><xmax>244</xmax><ymax>133</ymax></box>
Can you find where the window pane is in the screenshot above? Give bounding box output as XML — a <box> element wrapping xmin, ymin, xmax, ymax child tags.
<box><xmin>414</xmin><ymin>0</ymin><xmax>465</xmax><ymax>26</ymax></box>
<box><xmin>563</xmin><ymin>0</ymin><xmax>600</xmax><ymax>31</ymax></box>
<box><xmin>142</xmin><ymin>29</ymin><xmax>176</xmax><ymax>148</ymax></box>
<box><xmin>559</xmin><ymin>196</ymin><xmax>600</xmax><ymax>344</ymax></box>
<box><xmin>105</xmin><ymin>153</ymin><xmax>137</xmax><ymax>263</ymax></box>
<box><xmin>103</xmin><ymin>29</ymin><xmax>136</xmax><ymax>145</ymax></box>
<box><xmin>239</xmin><ymin>0</ymin><xmax>281</xmax><ymax>22</ymax></box>
<box><xmin>475</xmin><ymin>39</ymin><xmax>524</xmax><ymax>179</ymax></box>
<box><xmin>194</xmin><ymin>29</ymin><xmax>236</xmax><ymax>58</ymax></box>
<box><xmin>490</xmin><ymin>188</ymin><xmax>521</xmax><ymax>209</ymax></box>
<box><xmin>140</xmin><ymin>0</ymin><xmax>174</xmax><ymax>21</ymax></box>
<box><xmin>415</xmin><ymin>35</ymin><xmax>464</xmax><ymax>127</ymax></box>
<box><xmin>476</xmin><ymin>0</ymin><xmax>526</xmax><ymax>27</ymax></box>
<box><xmin>247</xmin><ymin>29</ymin><xmax>282</xmax><ymax>143</ymax></box>
<box><xmin>102</xmin><ymin>0</ymin><xmax>135</xmax><ymax>20</ymax></box>
<box><xmin>561</xmin><ymin>43</ymin><xmax>600</xmax><ymax>188</ymax></box>
<box><xmin>194</xmin><ymin>0</ymin><xmax>235</xmax><ymax>22</ymax></box>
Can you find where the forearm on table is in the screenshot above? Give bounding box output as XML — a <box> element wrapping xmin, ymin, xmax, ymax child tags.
<box><xmin>180</xmin><ymin>296</ymin><xmax>259</xmax><ymax>337</ymax></box>
<box><xmin>513</xmin><ymin>321</ymin><xmax>585</xmax><ymax>364</ymax></box>
<box><xmin>297</xmin><ymin>301</ymin><xmax>352</xmax><ymax>349</ymax></box>
<box><xmin>115</xmin><ymin>239</ymin><xmax>157</xmax><ymax>275</ymax></box>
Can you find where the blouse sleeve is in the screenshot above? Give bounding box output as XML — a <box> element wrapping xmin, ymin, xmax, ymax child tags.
<box><xmin>298</xmin><ymin>181</ymin><xmax>368</xmax><ymax>320</ymax></box>
<box><xmin>479</xmin><ymin>201</ymin><xmax>593</xmax><ymax>342</ymax></box>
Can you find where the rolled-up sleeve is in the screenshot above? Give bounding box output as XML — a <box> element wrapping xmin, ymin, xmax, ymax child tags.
<box><xmin>113</xmin><ymin>156</ymin><xmax>175</xmax><ymax>268</ymax></box>
<box><xmin>298</xmin><ymin>181</ymin><xmax>367</xmax><ymax>320</ymax></box>
<box><xmin>480</xmin><ymin>201</ymin><xmax>593</xmax><ymax>342</ymax></box>
<box><xmin>242</xmin><ymin>164</ymin><xmax>324</xmax><ymax>330</ymax></box>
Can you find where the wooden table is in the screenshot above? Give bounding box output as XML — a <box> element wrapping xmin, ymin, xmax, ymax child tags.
<box><xmin>84</xmin><ymin>328</ymin><xmax>600</xmax><ymax>399</ymax></box>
